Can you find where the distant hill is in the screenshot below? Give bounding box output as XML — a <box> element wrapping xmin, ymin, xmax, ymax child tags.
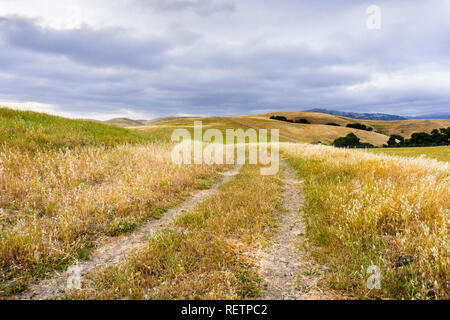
<box><xmin>104</xmin><ymin>118</ymin><xmax>145</xmax><ymax>127</ymax></box>
<box><xmin>104</xmin><ymin>116</ymin><xmax>196</xmax><ymax>126</ymax></box>
<box><xmin>234</xmin><ymin>115</ymin><xmax>390</xmax><ymax>146</ymax></box>
<box><xmin>304</xmin><ymin>108</ymin><xmax>408</xmax><ymax>121</ymax></box>
<box><xmin>0</xmin><ymin>107</ymin><xmax>153</xmax><ymax>152</ymax></box>
<box><xmin>142</xmin><ymin>116</ymin><xmax>193</xmax><ymax>125</ymax></box>
<box><xmin>406</xmin><ymin>113</ymin><xmax>450</xmax><ymax>120</ymax></box>
<box><xmin>257</xmin><ymin>111</ymin><xmax>450</xmax><ymax>138</ymax></box>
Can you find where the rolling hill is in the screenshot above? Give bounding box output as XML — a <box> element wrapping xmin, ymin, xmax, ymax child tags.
<box><xmin>104</xmin><ymin>118</ymin><xmax>145</xmax><ymax>127</ymax></box>
<box><xmin>361</xmin><ymin>118</ymin><xmax>450</xmax><ymax>137</ymax></box>
<box><xmin>304</xmin><ymin>108</ymin><xmax>408</xmax><ymax>120</ymax></box>
<box><xmin>229</xmin><ymin>115</ymin><xmax>389</xmax><ymax>146</ymax></box>
<box><xmin>99</xmin><ymin>110</ymin><xmax>449</xmax><ymax>146</ymax></box>
<box><xmin>1</xmin><ymin>106</ymin><xmax>448</xmax><ymax>301</ymax></box>
<box><xmin>0</xmin><ymin>107</ymin><xmax>154</xmax><ymax>152</ymax></box>
<box><xmin>256</xmin><ymin>111</ymin><xmax>450</xmax><ymax>138</ymax></box>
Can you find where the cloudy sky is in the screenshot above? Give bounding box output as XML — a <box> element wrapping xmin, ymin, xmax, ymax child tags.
<box><xmin>0</xmin><ymin>0</ymin><xmax>449</xmax><ymax>120</ymax></box>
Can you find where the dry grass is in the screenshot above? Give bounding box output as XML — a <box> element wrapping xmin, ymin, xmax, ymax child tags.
<box><xmin>103</xmin><ymin>118</ymin><xmax>145</xmax><ymax>127</ymax></box>
<box><xmin>363</xmin><ymin>119</ymin><xmax>450</xmax><ymax>138</ymax></box>
<box><xmin>365</xmin><ymin>146</ymin><xmax>450</xmax><ymax>163</ymax></box>
<box><xmin>256</xmin><ymin>111</ymin><xmax>450</xmax><ymax>138</ymax></box>
<box><xmin>67</xmin><ymin>164</ymin><xmax>283</xmax><ymax>300</ymax></box>
<box><xmin>282</xmin><ymin>143</ymin><xmax>449</xmax><ymax>299</ymax></box>
<box><xmin>2</xmin><ymin>106</ymin><xmax>447</xmax><ymax>300</ymax></box>
<box><xmin>0</xmin><ymin>143</ymin><xmax>225</xmax><ymax>297</ymax></box>
<box><xmin>231</xmin><ymin>116</ymin><xmax>389</xmax><ymax>146</ymax></box>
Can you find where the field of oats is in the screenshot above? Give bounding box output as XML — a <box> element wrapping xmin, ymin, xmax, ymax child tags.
<box><xmin>366</xmin><ymin>145</ymin><xmax>450</xmax><ymax>163</ymax></box>
<box><xmin>0</xmin><ymin>108</ymin><xmax>228</xmax><ymax>297</ymax></box>
<box><xmin>282</xmin><ymin>143</ymin><xmax>449</xmax><ymax>299</ymax></box>
<box><xmin>1</xmin><ymin>107</ymin><xmax>448</xmax><ymax>300</ymax></box>
<box><xmin>68</xmin><ymin>164</ymin><xmax>282</xmax><ymax>300</ymax></box>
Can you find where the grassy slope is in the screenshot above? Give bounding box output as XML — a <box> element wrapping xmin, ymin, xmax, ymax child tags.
<box><xmin>366</xmin><ymin>146</ymin><xmax>450</xmax><ymax>163</ymax></box>
<box><xmin>362</xmin><ymin>119</ymin><xmax>450</xmax><ymax>137</ymax></box>
<box><xmin>257</xmin><ymin>111</ymin><xmax>450</xmax><ymax>138</ymax></box>
<box><xmin>0</xmin><ymin>108</ymin><xmax>154</xmax><ymax>152</ymax></box>
<box><xmin>231</xmin><ymin>116</ymin><xmax>390</xmax><ymax>146</ymax></box>
<box><xmin>0</xmin><ymin>108</ymin><xmax>230</xmax><ymax>297</ymax></box>
<box><xmin>2</xmin><ymin>107</ymin><xmax>448</xmax><ymax>300</ymax></box>
<box><xmin>103</xmin><ymin>118</ymin><xmax>145</xmax><ymax>127</ymax></box>
<box><xmin>282</xmin><ymin>143</ymin><xmax>449</xmax><ymax>299</ymax></box>
<box><xmin>135</xmin><ymin>117</ymin><xmax>286</xmax><ymax>143</ymax></box>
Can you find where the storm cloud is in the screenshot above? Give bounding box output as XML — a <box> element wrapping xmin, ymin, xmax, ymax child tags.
<box><xmin>0</xmin><ymin>0</ymin><xmax>449</xmax><ymax>119</ymax></box>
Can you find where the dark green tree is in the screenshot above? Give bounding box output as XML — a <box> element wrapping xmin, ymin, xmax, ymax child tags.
<box><xmin>387</xmin><ymin>135</ymin><xmax>404</xmax><ymax>146</ymax></box>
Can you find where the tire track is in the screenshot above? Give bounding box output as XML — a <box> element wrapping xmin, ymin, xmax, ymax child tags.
<box><xmin>257</xmin><ymin>159</ymin><xmax>333</xmax><ymax>300</ymax></box>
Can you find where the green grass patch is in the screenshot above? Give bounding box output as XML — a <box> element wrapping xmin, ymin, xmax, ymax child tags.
<box><xmin>0</xmin><ymin>107</ymin><xmax>159</xmax><ymax>153</ymax></box>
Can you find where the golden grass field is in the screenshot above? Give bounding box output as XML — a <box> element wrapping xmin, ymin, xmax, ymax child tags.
<box><xmin>68</xmin><ymin>164</ymin><xmax>282</xmax><ymax>299</ymax></box>
<box><xmin>365</xmin><ymin>146</ymin><xmax>450</xmax><ymax>163</ymax></box>
<box><xmin>282</xmin><ymin>143</ymin><xmax>449</xmax><ymax>299</ymax></box>
<box><xmin>0</xmin><ymin>143</ymin><xmax>227</xmax><ymax>296</ymax></box>
<box><xmin>1</xmin><ymin>107</ymin><xmax>448</xmax><ymax>300</ymax></box>
<box><xmin>0</xmin><ymin>109</ymin><xmax>246</xmax><ymax>297</ymax></box>
<box><xmin>230</xmin><ymin>116</ymin><xmax>389</xmax><ymax>146</ymax></box>
<box><xmin>257</xmin><ymin>111</ymin><xmax>450</xmax><ymax>138</ymax></box>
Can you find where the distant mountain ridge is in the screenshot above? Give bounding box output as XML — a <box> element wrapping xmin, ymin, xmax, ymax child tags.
<box><xmin>406</xmin><ymin>113</ymin><xmax>450</xmax><ymax>120</ymax></box>
<box><xmin>304</xmin><ymin>108</ymin><xmax>408</xmax><ymax>121</ymax></box>
<box><xmin>304</xmin><ymin>108</ymin><xmax>450</xmax><ymax>120</ymax></box>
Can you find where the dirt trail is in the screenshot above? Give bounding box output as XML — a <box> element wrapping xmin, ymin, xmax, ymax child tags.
<box><xmin>258</xmin><ymin>159</ymin><xmax>332</xmax><ymax>300</ymax></box>
<box><xmin>16</xmin><ymin>165</ymin><xmax>242</xmax><ymax>300</ymax></box>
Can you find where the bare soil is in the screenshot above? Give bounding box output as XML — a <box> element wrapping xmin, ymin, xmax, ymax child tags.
<box><xmin>257</xmin><ymin>159</ymin><xmax>335</xmax><ymax>300</ymax></box>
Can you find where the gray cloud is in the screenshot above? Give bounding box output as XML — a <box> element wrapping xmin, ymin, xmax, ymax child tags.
<box><xmin>0</xmin><ymin>0</ymin><xmax>449</xmax><ymax>119</ymax></box>
<box><xmin>132</xmin><ymin>0</ymin><xmax>235</xmax><ymax>15</ymax></box>
<box><xmin>0</xmin><ymin>16</ymin><xmax>172</xmax><ymax>69</ymax></box>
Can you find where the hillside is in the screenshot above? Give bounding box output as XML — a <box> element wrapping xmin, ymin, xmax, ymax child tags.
<box><xmin>142</xmin><ymin>116</ymin><xmax>193</xmax><ymax>125</ymax></box>
<box><xmin>362</xmin><ymin>118</ymin><xmax>450</xmax><ymax>137</ymax></box>
<box><xmin>257</xmin><ymin>111</ymin><xmax>450</xmax><ymax>138</ymax></box>
<box><xmin>407</xmin><ymin>113</ymin><xmax>450</xmax><ymax>120</ymax></box>
<box><xmin>366</xmin><ymin>145</ymin><xmax>450</xmax><ymax>162</ymax></box>
<box><xmin>232</xmin><ymin>115</ymin><xmax>390</xmax><ymax>146</ymax></box>
<box><xmin>104</xmin><ymin>118</ymin><xmax>145</xmax><ymax>127</ymax></box>
<box><xmin>1</xmin><ymin>108</ymin><xmax>448</xmax><ymax>300</ymax></box>
<box><xmin>304</xmin><ymin>108</ymin><xmax>407</xmax><ymax>120</ymax></box>
<box><xmin>0</xmin><ymin>107</ymin><xmax>153</xmax><ymax>152</ymax></box>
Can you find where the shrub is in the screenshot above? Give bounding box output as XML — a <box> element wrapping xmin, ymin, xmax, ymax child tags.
<box><xmin>333</xmin><ymin>133</ymin><xmax>360</xmax><ymax>147</ymax></box>
<box><xmin>387</xmin><ymin>135</ymin><xmax>405</xmax><ymax>146</ymax></box>
<box><xmin>269</xmin><ymin>115</ymin><xmax>289</xmax><ymax>122</ymax></box>
<box><xmin>386</xmin><ymin>127</ymin><xmax>449</xmax><ymax>147</ymax></box>
<box><xmin>346</xmin><ymin>123</ymin><xmax>373</xmax><ymax>131</ymax></box>
<box><xmin>333</xmin><ymin>133</ymin><xmax>374</xmax><ymax>148</ymax></box>
<box><xmin>294</xmin><ymin>118</ymin><xmax>310</xmax><ymax>124</ymax></box>
<box><xmin>270</xmin><ymin>115</ymin><xmax>310</xmax><ymax>124</ymax></box>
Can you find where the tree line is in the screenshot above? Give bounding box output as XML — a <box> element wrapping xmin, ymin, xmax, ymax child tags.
<box><xmin>333</xmin><ymin>127</ymin><xmax>450</xmax><ymax>148</ymax></box>
<box><xmin>270</xmin><ymin>115</ymin><xmax>310</xmax><ymax>124</ymax></box>
<box><xmin>386</xmin><ymin>128</ymin><xmax>449</xmax><ymax>147</ymax></box>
